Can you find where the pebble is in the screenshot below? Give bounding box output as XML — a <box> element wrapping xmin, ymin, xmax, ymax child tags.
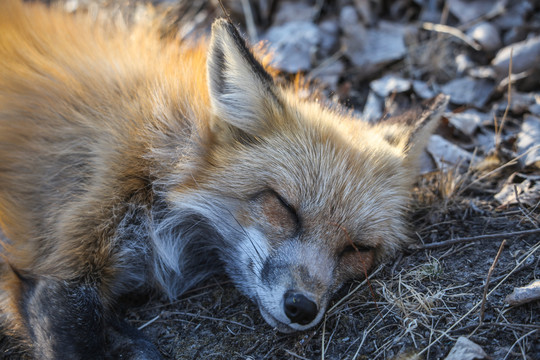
<box><xmin>345</xmin><ymin>22</ymin><xmax>407</xmax><ymax>79</ymax></box>
<box><xmin>441</xmin><ymin>77</ymin><xmax>494</xmax><ymax>107</ymax></box>
<box><xmin>516</xmin><ymin>114</ymin><xmax>540</xmax><ymax>168</ymax></box>
<box><xmin>263</xmin><ymin>21</ymin><xmax>321</xmax><ymax>73</ymax></box>
<box><xmin>467</xmin><ymin>22</ymin><xmax>502</xmax><ymax>52</ymax></box>
<box><xmin>370</xmin><ymin>74</ymin><xmax>410</xmax><ymax>97</ymax></box>
<box><xmin>492</xmin><ymin>35</ymin><xmax>540</xmax><ymax>76</ymax></box>
<box><xmin>444</xmin><ymin>336</ymin><xmax>488</xmax><ymax>360</ymax></box>
<box><xmin>427</xmin><ymin>134</ymin><xmax>474</xmax><ymax>170</ymax></box>
<box><xmin>447</xmin><ymin>109</ymin><xmax>489</xmax><ymax>136</ymax></box>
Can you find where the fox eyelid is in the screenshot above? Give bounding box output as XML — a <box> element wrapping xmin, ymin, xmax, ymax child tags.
<box><xmin>271</xmin><ymin>190</ymin><xmax>300</xmax><ymax>226</ymax></box>
<box><xmin>341</xmin><ymin>244</ymin><xmax>373</xmax><ymax>256</ymax></box>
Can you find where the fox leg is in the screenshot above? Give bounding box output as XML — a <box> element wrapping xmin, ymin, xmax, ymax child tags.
<box><xmin>16</xmin><ymin>274</ymin><xmax>161</xmax><ymax>359</ymax></box>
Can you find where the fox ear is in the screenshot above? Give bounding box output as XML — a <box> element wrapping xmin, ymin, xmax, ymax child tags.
<box><xmin>379</xmin><ymin>94</ymin><xmax>448</xmax><ymax>152</ymax></box>
<box><xmin>376</xmin><ymin>94</ymin><xmax>448</xmax><ymax>171</ymax></box>
<box><xmin>401</xmin><ymin>94</ymin><xmax>449</xmax><ymax>173</ymax></box>
<box><xmin>402</xmin><ymin>94</ymin><xmax>449</xmax><ymax>157</ymax></box>
<box><xmin>207</xmin><ymin>19</ymin><xmax>281</xmax><ymax>137</ymax></box>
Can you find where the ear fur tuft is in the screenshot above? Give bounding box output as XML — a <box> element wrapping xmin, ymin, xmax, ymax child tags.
<box><xmin>207</xmin><ymin>19</ymin><xmax>281</xmax><ymax>137</ymax></box>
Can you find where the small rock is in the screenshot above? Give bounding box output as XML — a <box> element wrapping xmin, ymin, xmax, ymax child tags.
<box><xmin>516</xmin><ymin>115</ymin><xmax>540</xmax><ymax>168</ymax></box>
<box><xmin>455</xmin><ymin>53</ymin><xmax>475</xmax><ymax>75</ymax></box>
<box><xmin>318</xmin><ymin>19</ymin><xmax>340</xmax><ymax>57</ymax></box>
<box><xmin>475</xmin><ymin>131</ymin><xmax>497</xmax><ymax>155</ymax></box>
<box><xmin>444</xmin><ymin>336</ymin><xmax>488</xmax><ymax>360</ymax></box>
<box><xmin>340</xmin><ymin>6</ymin><xmax>367</xmax><ymax>58</ymax></box>
<box><xmin>467</xmin><ymin>22</ymin><xmax>501</xmax><ymax>52</ymax></box>
<box><xmin>346</xmin><ymin>22</ymin><xmax>407</xmax><ymax>78</ymax></box>
<box><xmin>493</xmin><ymin>1</ymin><xmax>533</xmax><ymax>30</ymax></box>
<box><xmin>427</xmin><ymin>135</ymin><xmax>473</xmax><ymax>170</ymax></box>
<box><xmin>447</xmin><ymin>109</ymin><xmax>490</xmax><ymax>137</ymax></box>
<box><xmin>530</xmin><ymin>103</ymin><xmax>540</xmax><ymax>116</ymax></box>
<box><xmin>362</xmin><ymin>91</ymin><xmax>384</xmax><ymax>123</ymax></box>
<box><xmin>505</xmin><ymin>280</ymin><xmax>540</xmax><ymax>306</ymax></box>
<box><xmin>354</xmin><ymin>0</ymin><xmax>375</xmax><ymax>26</ymax></box>
<box><xmin>447</xmin><ymin>0</ymin><xmax>502</xmax><ymax>24</ymax></box>
<box><xmin>370</xmin><ymin>74</ymin><xmax>411</xmax><ymax>97</ymax></box>
<box><xmin>496</xmin><ymin>91</ymin><xmax>540</xmax><ymax>115</ymax></box>
<box><xmin>272</xmin><ymin>1</ymin><xmax>314</xmax><ymax>26</ymax></box>
<box><xmin>492</xmin><ymin>35</ymin><xmax>540</xmax><ymax>76</ymax></box>
<box><xmin>494</xmin><ymin>173</ymin><xmax>540</xmax><ymax>208</ymax></box>
<box><xmin>442</xmin><ymin>77</ymin><xmax>494</xmax><ymax>107</ymax></box>
<box><xmin>263</xmin><ymin>22</ymin><xmax>321</xmax><ymax>73</ymax></box>
<box><xmin>412</xmin><ymin>80</ymin><xmax>435</xmax><ymax>99</ymax></box>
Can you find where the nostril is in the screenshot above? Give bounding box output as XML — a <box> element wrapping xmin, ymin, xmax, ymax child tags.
<box><xmin>283</xmin><ymin>291</ymin><xmax>318</xmax><ymax>325</ymax></box>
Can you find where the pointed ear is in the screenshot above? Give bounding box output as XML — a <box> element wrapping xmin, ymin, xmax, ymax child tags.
<box><xmin>207</xmin><ymin>19</ymin><xmax>282</xmax><ymax>137</ymax></box>
<box><xmin>379</xmin><ymin>94</ymin><xmax>448</xmax><ymax>152</ymax></box>
<box><xmin>402</xmin><ymin>94</ymin><xmax>449</xmax><ymax>157</ymax></box>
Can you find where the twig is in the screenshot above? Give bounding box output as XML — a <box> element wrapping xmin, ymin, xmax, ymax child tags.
<box><xmin>137</xmin><ymin>314</ymin><xmax>160</xmax><ymax>330</ymax></box>
<box><xmin>321</xmin><ymin>314</ymin><xmax>326</xmax><ymax>360</ymax></box>
<box><xmin>495</xmin><ymin>48</ymin><xmax>512</xmax><ymax>149</ymax></box>
<box><xmin>409</xmin><ymin>228</ymin><xmax>540</xmax><ymax>250</ymax></box>
<box><xmin>284</xmin><ymin>349</ymin><xmax>311</xmax><ymax>360</ymax></box>
<box><xmin>479</xmin><ymin>239</ymin><xmax>506</xmax><ymax>324</ymax></box>
<box><xmin>502</xmin><ymin>329</ymin><xmax>538</xmax><ymax>360</ymax></box>
<box><xmin>169</xmin><ymin>311</ymin><xmax>255</xmax><ymax>330</ymax></box>
<box><xmin>422</xmin><ymin>22</ymin><xmax>482</xmax><ymax>50</ymax></box>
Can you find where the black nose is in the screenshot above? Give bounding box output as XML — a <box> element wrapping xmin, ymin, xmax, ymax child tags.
<box><xmin>283</xmin><ymin>291</ymin><xmax>318</xmax><ymax>325</ymax></box>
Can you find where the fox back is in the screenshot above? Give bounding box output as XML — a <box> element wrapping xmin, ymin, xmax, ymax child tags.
<box><xmin>0</xmin><ymin>1</ymin><xmax>447</xmax><ymax>358</ymax></box>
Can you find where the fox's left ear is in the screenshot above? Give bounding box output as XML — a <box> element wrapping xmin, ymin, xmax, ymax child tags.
<box><xmin>402</xmin><ymin>94</ymin><xmax>449</xmax><ymax>159</ymax></box>
<box><xmin>207</xmin><ymin>19</ymin><xmax>282</xmax><ymax>138</ymax></box>
<box><xmin>378</xmin><ymin>94</ymin><xmax>448</xmax><ymax>164</ymax></box>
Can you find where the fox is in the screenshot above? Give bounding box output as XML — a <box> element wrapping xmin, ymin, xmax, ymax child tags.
<box><xmin>0</xmin><ymin>0</ymin><xmax>448</xmax><ymax>359</ymax></box>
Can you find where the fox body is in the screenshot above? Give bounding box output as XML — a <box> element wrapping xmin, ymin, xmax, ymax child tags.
<box><xmin>0</xmin><ymin>1</ymin><xmax>447</xmax><ymax>358</ymax></box>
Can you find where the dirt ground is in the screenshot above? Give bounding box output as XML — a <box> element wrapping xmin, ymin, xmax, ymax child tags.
<box><xmin>2</xmin><ymin>0</ymin><xmax>539</xmax><ymax>359</ymax></box>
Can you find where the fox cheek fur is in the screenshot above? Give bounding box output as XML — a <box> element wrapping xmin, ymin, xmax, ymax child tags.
<box><xmin>0</xmin><ymin>1</ymin><xmax>449</xmax><ymax>357</ymax></box>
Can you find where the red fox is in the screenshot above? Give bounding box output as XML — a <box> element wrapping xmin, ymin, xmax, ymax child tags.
<box><xmin>0</xmin><ymin>0</ymin><xmax>448</xmax><ymax>358</ymax></box>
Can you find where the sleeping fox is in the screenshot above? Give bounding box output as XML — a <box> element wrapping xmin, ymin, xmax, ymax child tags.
<box><xmin>0</xmin><ymin>0</ymin><xmax>448</xmax><ymax>358</ymax></box>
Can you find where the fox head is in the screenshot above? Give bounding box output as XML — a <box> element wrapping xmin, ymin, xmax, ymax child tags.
<box><xmin>163</xmin><ymin>19</ymin><xmax>448</xmax><ymax>332</ymax></box>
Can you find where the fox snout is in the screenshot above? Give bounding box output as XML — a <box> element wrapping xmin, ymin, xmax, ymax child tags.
<box><xmin>241</xmin><ymin>238</ymin><xmax>337</xmax><ymax>332</ymax></box>
<box><xmin>283</xmin><ymin>291</ymin><xmax>318</xmax><ymax>325</ymax></box>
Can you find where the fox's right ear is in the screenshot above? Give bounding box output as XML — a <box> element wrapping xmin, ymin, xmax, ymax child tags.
<box><xmin>207</xmin><ymin>19</ymin><xmax>282</xmax><ymax>138</ymax></box>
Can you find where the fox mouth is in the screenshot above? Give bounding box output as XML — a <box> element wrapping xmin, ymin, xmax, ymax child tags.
<box><xmin>258</xmin><ymin>305</ymin><xmax>298</xmax><ymax>333</ymax></box>
<box><xmin>256</xmin><ymin>299</ymin><xmax>323</xmax><ymax>333</ymax></box>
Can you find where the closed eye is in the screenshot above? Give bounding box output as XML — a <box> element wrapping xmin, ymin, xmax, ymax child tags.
<box><xmin>272</xmin><ymin>190</ymin><xmax>299</xmax><ymax>224</ymax></box>
<box><xmin>341</xmin><ymin>244</ymin><xmax>373</xmax><ymax>256</ymax></box>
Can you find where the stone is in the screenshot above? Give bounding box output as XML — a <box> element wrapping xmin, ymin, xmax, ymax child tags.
<box><xmin>516</xmin><ymin>115</ymin><xmax>540</xmax><ymax>168</ymax></box>
<box><xmin>263</xmin><ymin>21</ymin><xmax>321</xmax><ymax>73</ymax></box>
<box><xmin>345</xmin><ymin>22</ymin><xmax>407</xmax><ymax>79</ymax></box>
<box><xmin>467</xmin><ymin>22</ymin><xmax>502</xmax><ymax>52</ymax></box>
<box><xmin>492</xmin><ymin>35</ymin><xmax>540</xmax><ymax>76</ymax></box>
<box><xmin>442</xmin><ymin>77</ymin><xmax>494</xmax><ymax>107</ymax></box>
<box><xmin>505</xmin><ymin>280</ymin><xmax>540</xmax><ymax>306</ymax></box>
<box><xmin>370</xmin><ymin>74</ymin><xmax>411</xmax><ymax>97</ymax></box>
<box><xmin>427</xmin><ymin>135</ymin><xmax>474</xmax><ymax>170</ymax></box>
<box><xmin>447</xmin><ymin>0</ymin><xmax>502</xmax><ymax>24</ymax></box>
<box><xmin>444</xmin><ymin>337</ymin><xmax>488</xmax><ymax>360</ymax></box>
<box><xmin>447</xmin><ymin>109</ymin><xmax>490</xmax><ymax>136</ymax></box>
